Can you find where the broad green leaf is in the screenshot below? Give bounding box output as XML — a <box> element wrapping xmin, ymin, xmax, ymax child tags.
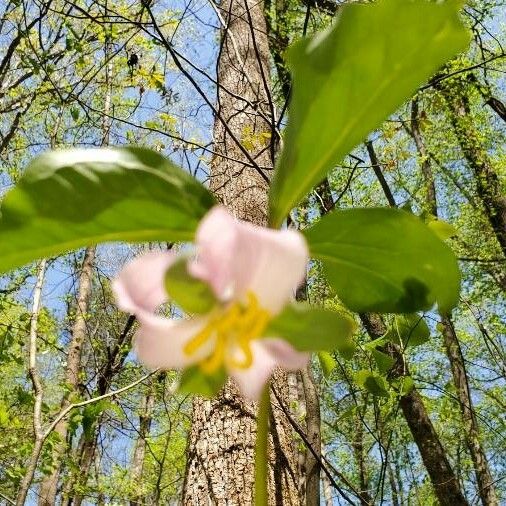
<box><xmin>0</xmin><ymin>147</ymin><xmax>215</xmax><ymax>273</ymax></box>
<box><xmin>82</xmin><ymin>400</ymin><xmax>111</xmax><ymax>441</ymax></box>
<box><xmin>179</xmin><ymin>366</ymin><xmax>227</xmax><ymax>397</ymax></box>
<box><xmin>266</xmin><ymin>303</ymin><xmax>356</xmax><ymax>358</ymax></box>
<box><xmin>392</xmin><ymin>376</ymin><xmax>415</xmax><ymax>396</ymax></box>
<box><xmin>371</xmin><ymin>349</ymin><xmax>395</xmax><ymax>375</ymax></box>
<box><xmin>304</xmin><ymin>208</ymin><xmax>460</xmax><ymax>314</ymax></box>
<box><xmin>165</xmin><ymin>257</ymin><xmax>216</xmax><ymax>314</ymax></box>
<box><xmin>427</xmin><ymin>219</ymin><xmax>458</xmax><ymax>240</ymax></box>
<box><xmin>385</xmin><ymin>314</ymin><xmax>430</xmax><ymax>348</ymax></box>
<box><xmin>317</xmin><ymin>351</ymin><xmax>337</xmax><ymax>378</ymax></box>
<box><xmin>354</xmin><ymin>370</ymin><xmax>390</xmax><ymax>397</ymax></box>
<box><xmin>269</xmin><ymin>0</ymin><xmax>470</xmax><ymax>227</ymax></box>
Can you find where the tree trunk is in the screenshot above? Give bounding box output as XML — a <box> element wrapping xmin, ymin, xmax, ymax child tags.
<box><xmin>38</xmin><ymin>246</ymin><xmax>96</xmax><ymax>506</ymax></box>
<box><xmin>352</xmin><ymin>408</ymin><xmax>371</xmax><ymax>506</ymax></box>
<box><xmin>182</xmin><ymin>0</ymin><xmax>299</xmax><ymax>503</ymax></box>
<box><xmin>15</xmin><ymin>260</ymin><xmax>47</xmax><ymax>506</ymax></box>
<box><xmin>441</xmin><ymin>318</ymin><xmax>498</xmax><ymax>505</ymax></box>
<box><xmin>300</xmin><ymin>366</ymin><xmax>320</xmax><ymax>506</ymax></box>
<box><xmin>62</xmin><ymin>316</ymin><xmax>135</xmax><ymax>506</ymax></box>
<box><xmin>439</xmin><ymin>80</ymin><xmax>506</xmax><ymax>257</ymax></box>
<box><xmin>411</xmin><ymin>98</ymin><xmax>498</xmax><ymax>506</ymax></box>
<box><xmin>410</xmin><ymin>98</ymin><xmax>437</xmax><ymax>216</ymax></box>
<box><xmin>359</xmin><ymin>313</ymin><xmax>468</xmax><ymax>506</ymax></box>
<box><xmin>130</xmin><ymin>384</ymin><xmax>156</xmax><ymax>506</ymax></box>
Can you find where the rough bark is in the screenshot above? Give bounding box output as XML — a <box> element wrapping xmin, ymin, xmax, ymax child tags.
<box><xmin>38</xmin><ymin>246</ymin><xmax>96</xmax><ymax>506</ymax></box>
<box><xmin>182</xmin><ymin>0</ymin><xmax>299</xmax><ymax>503</ymax></box>
<box><xmin>411</xmin><ymin>99</ymin><xmax>498</xmax><ymax>506</ymax></box>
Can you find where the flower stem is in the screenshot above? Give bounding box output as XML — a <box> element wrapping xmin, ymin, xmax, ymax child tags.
<box><xmin>255</xmin><ymin>384</ymin><xmax>270</xmax><ymax>506</ymax></box>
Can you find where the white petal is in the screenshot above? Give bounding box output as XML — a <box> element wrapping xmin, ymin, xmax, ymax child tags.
<box><xmin>112</xmin><ymin>251</ymin><xmax>176</xmax><ymax>313</ymax></box>
<box><xmin>191</xmin><ymin>206</ymin><xmax>309</xmax><ymax>313</ymax></box>
<box><xmin>188</xmin><ymin>207</ymin><xmax>239</xmax><ymax>300</ymax></box>
<box><xmin>134</xmin><ymin>312</ymin><xmax>212</xmax><ymax>369</ymax></box>
<box><xmin>230</xmin><ymin>339</ymin><xmax>310</xmax><ymax>401</ymax></box>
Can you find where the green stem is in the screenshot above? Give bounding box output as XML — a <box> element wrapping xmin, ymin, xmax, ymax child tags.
<box><xmin>255</xmin><ymin>384</ymin><xmax>270</xmax><ymax>506</ymax></box>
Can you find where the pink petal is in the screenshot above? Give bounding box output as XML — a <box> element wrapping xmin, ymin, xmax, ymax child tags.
<box><xmin>188</xmin><ymin>207</ymin><xmax>238</xmax><ymax>300</ymax></box>
<box><xmin>190</xmin><ymin>206</ymin><xmax>309</xmax><ymax>313</ymax></box>
<box><xmin>261</xmin><ymin>338</ymin><xmax>311</xmax><ymax>369</ymax></box>
<box><xmin>112</xmin><ymin>251</ymin><xmax>176</xmax><ymax>314</ymax></box>
<box><xmin>230</xmin><ymin>339</ymin><xmax>310</xmax><ymax>401</ymax></box>
<box><xmin>134</xmin><ymin>313</ymin><xmax>213</xmax><ymax>369</ymax></box>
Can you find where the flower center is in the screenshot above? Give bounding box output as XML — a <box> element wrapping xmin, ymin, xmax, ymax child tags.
<box><xmin>183</xmin><ymin>292</ymin><xmax>271</xmax><ymax>374</ymax></box>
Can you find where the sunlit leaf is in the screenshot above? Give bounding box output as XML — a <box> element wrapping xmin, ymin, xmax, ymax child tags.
<box><xmin>269</xmin><ymin>0</ymin><xmax>470</xmax><ymax>226</ymax></box>
<box><xmin>266</xmin><ymin>303</ymin><xmax>356</xmax><ymax>357</ymax></box>
<box><xmin>304</xmin><ymin>208</ymin><xmax>460</xmax><ymax>314</ymax></box>
<box><xmin>0</xmin><ymin>147</ymin><xmax>215</xmax><ymax>273</ymax></box>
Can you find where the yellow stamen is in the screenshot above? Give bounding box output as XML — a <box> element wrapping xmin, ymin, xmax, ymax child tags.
<box><xmin>200</xmin><ymin>334</ymin><xmax>226</xmax><ymax>374</ymax></box>
<box><xmin>184</xmin><ymin>291</ymin><xmax>271</xmax><ymax>373</ymax></box>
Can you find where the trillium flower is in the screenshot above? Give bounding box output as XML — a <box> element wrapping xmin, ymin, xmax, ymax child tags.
<box><xmin>112</xmin><ymin>206</ymin><xmax>310</xmax><ymax>400</ymax></box>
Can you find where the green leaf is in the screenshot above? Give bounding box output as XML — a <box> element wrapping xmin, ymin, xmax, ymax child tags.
<box><xmin>269</xmin><ymin>0</ymin><xmax>470</xmax><ymax>227</ymax></box>
<box><xmin>354</xmin><ymin>370</ymin><xmax>390</xmax><ymax>397</ymax></box>
<box><xmin>179</xmin><ymin>366</ymin><xmax>227</xmax><ymax>397</ymax></box>
<box><xmin>427</xmin><ymin>219</ymin><xmax>458</xmax><ymax>240</ymax></box>
<box><xmin>0</xmin><ymin>147</ymin><xmax>215</xmax><ymax>273</ymax></box>
<box><xmin>304</xmin><ymin>208</ymin><xmax>460</xmax><ymax>314</ymax></box>
<box><xmin>82</xmin><ymin>400</ymin><xmax>110</xmax><ymax>441</ymax></box>
<box><xmin>371</xmin><ymin>349</ymin><xmax>395</xmax><ymax>375</ymax></box>
<box><xmin>317</xmin><ymin>351</ymin><xmax>337</xmax><ymax>378</ymax></box>
<box><xmin>391</xmin><ymin>376</ymin><xmax>415</xmax><ymax>396</ymax></box>
<box><xmin>265</xmin><ymin>303</ymin><xmax>356</xmax><ymax>358</ymax></box>
<box><xmin>385</xmin><ymin>314</ymin><xmax>430</xmax><ymax>348</ymax></box>
<box><xmin>165</xmin><ymin>257</ymin><xmax>216</xmax><ymax>314</ymax></box>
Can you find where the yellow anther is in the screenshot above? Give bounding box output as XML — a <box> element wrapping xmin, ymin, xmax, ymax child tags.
<box><xmin>200</xmin><ymin>334</ymin><xmax>226</xmax><ymax>374</ymax></box>
<box><xmin>183</xmin><ymin>292</ymin><xmax>272</xmax><ymax>373</ymax></box>
<box><xmin>183</xmin><ymin>323</ymin><xmax>214</xmax><ymax>356</ymax></box>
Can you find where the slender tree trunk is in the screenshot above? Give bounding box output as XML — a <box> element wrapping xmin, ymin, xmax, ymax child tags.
<box><xmin>387</xmin><ymin>462</ymin><xmax>400</xmax><ymax>506</ymax></box>
<box><xmin>360</xmin><ymin>313</ymin><xmax>468</xmax><ymax>506</ymax></box>
<box><xmin>62</xmin><ymin>317</ymin><xmax>135</xmax><ymax>505</ymax></box>
<box><xmin>130</xmin><ymin>385</ymin><xmax>156</xmax><ymax>506</ymax></box>
<box><xmin>300</xmin><ymin>366</ymin><xmax>320</xmax><ymax>506</ymax></box>
<box><xmin>411</xmin><ymin>98</ymin><xmax>498</xmax><ymax>506</ymax></box>
<box><xmin>60</xmin><ymin>34</ymin><xmax>115</xmax><ymax>505</ymax></box>
<box><xmin>438</xmin><ymin>80</ymin><xmax>506</xmax><ymax>257</ymax></box>
<box><xmin>38</xmin><ymin>246</ymin><xmax>96</xmax><ymax>506</ymax></box>
<box><xmin>441</xmin><ymin>319</ymin><xmax>498</xmax><ymax>505</ymax></box>
<box><xmin>352</xmin><ymin>408</ymin><xmax>371</xmax><ymax>506</ymax></box>
<box><xmin>316</xmin><ymin>132</ymin><xmax>468</xmax><ymax>505</ymax></box>
<box><xmin>15</xmin><ymin>260</ymin><xmax>47</xmax><ymax>506</ymax></box>
<box><xmin>182</xmin><ymin>0</ymin><xmax>300</xmax><ymax>503</ymax></box>
<box><xmin>410</xmin><ymin>98</ymin><xmax>438</xmax><ymax>216</ymax></box>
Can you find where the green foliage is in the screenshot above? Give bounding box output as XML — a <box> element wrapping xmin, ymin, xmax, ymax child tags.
<box><xmin>266</xmin><ymin>303</ymin><xmax>356</xmax><ymax>357</ymax></box>
<box><xmin>269</xmin><ymin>0</ymin><xmax>470</xmax><ymax>226</ymax></box>
<box><xmin>354</xmin><ymin>370</ymin><xmax>390</xmax><ymax>397</ymax></box>
<box><xmin>0</xmin><ymin>147</ymin><xmax>215</xmax><ymax>273</ymax></box>
<box><xmin>385</xmin><ymin>314</ymin><xmax>431</xmax><ymax>348</ymax></box>
<box><xmin>317</xmin><ymin>351</ymin><xmax>337</xmax><ymax>378</ymax></box>
<box><xmin>304</xmin><ymin>208</ymin><xmax>460</xmax><ymax>314</ymax></box>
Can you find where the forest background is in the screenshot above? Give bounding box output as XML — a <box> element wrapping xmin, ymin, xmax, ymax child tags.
<box><xmin>0</xmin><ymin>0</ymin><xmax>505</xmax><ymax>505</ymax></box>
